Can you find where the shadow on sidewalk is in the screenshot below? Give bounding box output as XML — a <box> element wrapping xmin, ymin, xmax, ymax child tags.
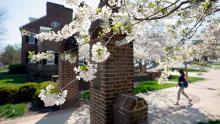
<box><xmin>148</xmin><ymin>104</ymin><xmax>216</xmax><ymax>124</ymax></box>
<box><xmin>35</xmin><ymin>105</ymin><xmax>90</xmax><ymax>124</ymax></box>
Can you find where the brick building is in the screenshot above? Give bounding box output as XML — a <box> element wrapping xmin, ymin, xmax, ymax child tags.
<box><xmin>20</xmin><ymin>2</ymin><xmax>73</xmax><ymax>77</ymax></box>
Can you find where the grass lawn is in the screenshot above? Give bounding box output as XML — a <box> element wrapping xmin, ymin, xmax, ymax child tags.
<box><xmin>134</xmin><ymin>80</ymin><xmax>175</xmax><ymax>94</ymax></box>
<box><xmin>0</xmin><ymin>75</ymin><xmax>30</xmax><ymax>87</ymax></box>
<box><xmin>0</xmin><ymin>75</ymin><xmax>48</xmax><ymax>87</ymax></box>
<box><xmin>170</xmin><ymin>75</ymin><xmax>205</xmax><ymax>83</ymax></box>
<box><xmin>0</xmin><ymin>66</ymin><xmax>8</xmax><ymax>73</ymax></box>
<box><xmin>170</xmin><ymin>67</ymin><xmax>207</xmax><ymax>72</ymax></box>
<box><xmin>134</xmin><ymin>75</ymin><xmax>205</xmax><ymax>94</ymax></box>
<box><xmin>208</xmin><ymin>63</ymin><xmax>220</xmax><ymax>68</ymax></box>
<box><xmin>0</xmin><ymin>103</ymin><xmax>27</xmax><ymax>118</ymax></box>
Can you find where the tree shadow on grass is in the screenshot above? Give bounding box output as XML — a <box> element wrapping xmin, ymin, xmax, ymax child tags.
<box><xmin>0</xmin><ymin>75</ymin><xmax>28</xmax><ymax>85</ymax></box>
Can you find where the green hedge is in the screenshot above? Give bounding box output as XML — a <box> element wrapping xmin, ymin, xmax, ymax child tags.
<box><xmin>17</xmin><ymin>83</ymin><xmax>39</xmax><ymax>102</ymax></box>
<box><xmin>8</xmin><ymin>64</ymin><xmax>27</xmax><ymax>74</ymax></box>
<box><xmin>0</xmin><ymin>86</ymin><xmax>18</xmax><ymax>105</ymax></box>
<box><xmin>0</xmin><ymin>81</ymin><xmax>56</xmax><ymax>106</ymax></box>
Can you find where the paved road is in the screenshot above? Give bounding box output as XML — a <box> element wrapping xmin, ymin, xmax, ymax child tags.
<box><xmin>1</xmin><ymin>69</ymin><xmax>220</xmax><ymax>124</ymax></box>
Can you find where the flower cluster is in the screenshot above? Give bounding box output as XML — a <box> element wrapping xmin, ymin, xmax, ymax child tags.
<box><xmin>60</xmin><ymin>52</ymin><xmax>77</xmax><ymax>64</ymax></box>
<box><xmin>91</xmin><ymin>42</ymin><xmax>110</xmax><ymax>63</ymax></box>
<box><xmin>28</xmin><ymin>51</ymin><xmax>54</xmax><ymax>62</ymax></box>
<box><xmin>74</xmin><ymin>61</ymin><xmax>97</xmax><ymax>82</ymax></box>
<box><xmin>38</xmin><ymin>85</ymin><xmax>68</xmax><ymax>107</ymax></box>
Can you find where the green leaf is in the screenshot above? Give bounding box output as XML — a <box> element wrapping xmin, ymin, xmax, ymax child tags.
<box><xmin>148</xmin><ymin>2</ymin><xmax>156</xmax><ymax>8</ymax></box>
<box><xmin>161</xmin><ymin>8</ymin><xmax>168</xmax><ymax>15</ymax></box>
<box><xmin>80</xmin><ymin>65</ymin><xmax>89</xmax><ymax>71</ymax></box>
<box><xmin>28</xmin><ymin>51</ymin><xmax>33</xmax><ymax>59</ymax></box>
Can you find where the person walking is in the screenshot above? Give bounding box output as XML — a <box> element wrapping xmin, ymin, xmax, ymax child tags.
<box><xmin>176</xmin><ymin>69</ymin><xmax>192</xmax><ymax>105</ymax></box>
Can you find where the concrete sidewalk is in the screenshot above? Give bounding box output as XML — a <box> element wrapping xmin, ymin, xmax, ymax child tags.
<box><xmin>138</xmin><ymin>69</ymin><xmax>220</xmax><ymax>124</ymax></box>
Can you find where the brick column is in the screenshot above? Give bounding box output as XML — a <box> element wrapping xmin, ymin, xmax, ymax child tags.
<box><xmin>90</xmin><ymin>36</ymin><xmax>134</xmax><ymax>124</ymax></box>
<box><xmin>59</xmin><ymin>60</ymin><xmax>78</xmax><ymax>103</ymax></box>
<box><xmin>59</xmin><ymin>37</ymin><xmax>79</xmax><ymax>104</ymax></box>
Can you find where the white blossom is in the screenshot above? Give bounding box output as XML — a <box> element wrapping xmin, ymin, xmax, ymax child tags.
<box><xmin>91</xmin><ymin>42</ymin><xmax>110</xmax><ymax>63</ymax></box>
<box><xmin>60</xmin><ymin>52</ymin><xmax>77</xmax><ymax>64</ymax></box>
<box><xmin>74</xmin><ymin>61</ymin><xmax>97</xmax><ymax>82</ymax></box>
<box><xmin>29</xmin><ymin>51</ymin><xmax>54</xmax><ymax>62</ymax></box>
<box><xmin>38</xmin><ymin>85</ymin><xmax>68</xmax><ymax>107</ymax></box>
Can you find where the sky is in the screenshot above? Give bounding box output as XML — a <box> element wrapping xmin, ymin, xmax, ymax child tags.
<box><xmin>0</xmin><ymin>0</ymin><xmax>98</xmax><ymax>52</ymax></box>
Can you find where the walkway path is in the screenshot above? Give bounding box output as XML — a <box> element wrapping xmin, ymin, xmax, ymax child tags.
<box><xmin>1</xmin><ymin>69</ymin><xmax>220</xmax><ymax>124</ymax></box>
<box><xmin>137</xmin><ymin>69</ymin><xmax>220</xmax><ymax>124</ymax></box>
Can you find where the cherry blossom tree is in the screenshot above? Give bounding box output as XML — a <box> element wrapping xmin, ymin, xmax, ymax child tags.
<box><xmin>22</xmin><ymin>0</ymin><xmax>220</xmax><ymax>106</ymax></box>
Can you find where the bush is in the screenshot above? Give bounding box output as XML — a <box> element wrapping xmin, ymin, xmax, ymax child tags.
<box><xmin>0</xmin><ymin>103</ymin><xmax>27</xmax><ymax>118</ymax></box>
<box><xmin>8</xmin><ymin>64</ymin><xmax>27</xmax><ymax>74</ymax></box>
<box><xmin>0</xmin><ymin>81</ymin><xmax>57</xmax><ymax>107</ymax></box>
<box><xmin>80</xmin><ymin>90</ymin><xmax>90</xmax><ymax>101</ymax></box>
<box><xmin>31</xmin><ymin>89</ymin><xmax>44</xmax><ymax>107</ymax></box>
<box><xmin>17</xmin><ymin>83</ymin><xmax>40</xmax><ymax>102</ymax></box>
<box><xmin>0</xmin><ymin>86</ymin><xmax>18</xmax><ymax>105</ymax></box>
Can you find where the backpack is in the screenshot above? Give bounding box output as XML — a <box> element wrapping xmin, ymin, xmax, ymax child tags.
<box><xmin>183</xmin><ymin>81</ymin><xmax>188</xmax><ymax>88</ymax></box>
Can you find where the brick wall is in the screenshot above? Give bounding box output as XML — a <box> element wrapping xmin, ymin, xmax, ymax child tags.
<box><xmin>59</xmin><ymin>60</ymin><xmax>78</xmax><ymax>103</ymax></box>
<box><xmin>90</xmin><ymin>35</ymin><xmax>134</xmax><ymax>124</ymax></box>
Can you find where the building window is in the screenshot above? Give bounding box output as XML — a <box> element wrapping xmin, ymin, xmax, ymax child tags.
<box><xmin>28</xmin><ymin>33</ymin><xmax>36</xmax><ymax>44</ymax></box>
<box><xmin>46</xmin><ymin>58</ymin><xmax>55</xmax><ymax>65</ymax></box>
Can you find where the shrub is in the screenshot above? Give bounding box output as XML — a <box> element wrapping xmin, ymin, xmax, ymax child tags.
<box><xmin>0</xmin><ymin>103</ymin><xmax>27</xmax><ymax>118</ymax></box>
<box><xmin>80</xmin><ymin>90</ymin><xmax>90</xmax><ymax>101</ymax></box>
<box><xmin>31</xmin><ymin>89</ymin><xmax>44</xmax><ymax>107</ymax></box>
<box><xmin>0</xmin><ymin>86</ymin><xmax>18</xmax><ymax>105</ymax></box>
<box><xmin>17</xmin><ymin>83</ymin><xmax>40</xmax><ymax>102</ymax></box>
<box><xmin>8</xmin><ymin>64</ymin><xmax>27</xmax><ymax>74</ymax></box>
<box><xmin>0</xmin><ymin>81</ymin><xmax>57</xmax><ymax>107</ymax></box>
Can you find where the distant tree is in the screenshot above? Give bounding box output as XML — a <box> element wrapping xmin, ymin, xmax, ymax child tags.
<box><xmin>0</xmin><ymin>45</ymin><xmax>21</xmax><ymax>65</ymax></box>
<box><xmin>0</xmin><ymin>9</ymin><xmax>6</xmax><ymax>40</ymax></box>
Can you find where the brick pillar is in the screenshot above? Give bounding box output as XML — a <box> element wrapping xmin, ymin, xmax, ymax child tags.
<box><xmin>90</xmin><ymin>35</ymin><xmax>134</xmax><ymax>124</ymax></box>
<box><xmin>59</xmin><ymin>37</ymin><xmax>79</xmax><ymax>104</ymax></box>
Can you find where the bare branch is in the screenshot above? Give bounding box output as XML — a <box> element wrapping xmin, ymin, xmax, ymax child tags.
<box><xmin>134</xmin><ymin>0</ymin><xmax>190</xmax><ymax>21</ymax></box>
